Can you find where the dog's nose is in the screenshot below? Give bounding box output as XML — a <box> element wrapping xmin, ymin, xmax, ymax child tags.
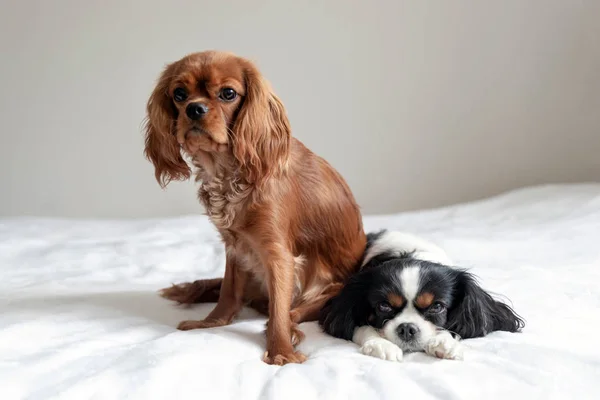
<box><xmin>396</xmin><ymin>323</ymin><xmax>419</xmax><ymax>341</ymax></box>
<box><xmin>186</xmin><ymin>102</ymin><xmax>208</xmax><ymax>120</ymax></box>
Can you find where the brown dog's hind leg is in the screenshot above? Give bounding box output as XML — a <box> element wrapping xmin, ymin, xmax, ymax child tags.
<box><xmin>160</xmin><ymin>278</ymin><xmax>222</xmax><ymax>304</ymax></box>
<box><xmin>290</xmin><ymin>282</ymin><xmax>344</xmax><ymax>323</ymax></box>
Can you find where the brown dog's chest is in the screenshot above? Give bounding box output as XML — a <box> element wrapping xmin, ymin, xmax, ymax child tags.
<box><xmin>197</xmin><ymin>171</ymin><xmax>252</xmax><ymax>232</ymax></box>
<box><xmin>197</xmin><ymin>174</ymin><xmax>272</xmax><ymax>294</ymax></box>
<box><xmin>221</xmin><ymin>229</ymin><xmax>309</xmax><ymax>304</ymax></box>
<box><xmin>228</xmin><ymin>238</ymin><xmax>269</xmax><ymax>294</ymax></box>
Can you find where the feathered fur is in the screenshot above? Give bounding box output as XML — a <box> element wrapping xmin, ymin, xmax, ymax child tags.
<box><xmin>144</xmin><ymin>51</ymin><xmax>366</xmax><ymax>365</ymax></box>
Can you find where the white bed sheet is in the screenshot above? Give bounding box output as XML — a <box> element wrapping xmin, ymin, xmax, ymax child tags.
<box><xmin>1</xmin><ymin>184</ymin><xmax>600</xmax><ymax>399</ymax></box>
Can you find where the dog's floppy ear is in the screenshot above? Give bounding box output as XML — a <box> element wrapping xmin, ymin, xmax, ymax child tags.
<box><xmin>319</xmin><ymin>270</ymin><xmax>373</xmax><ymax>341</ymax></box>
<box><xmin>232</xmin><ymin>59</ymin><xmax>291</xmax><ymax>185</ymax></box>
<box><xmin>144</xmin><ymin>62</ymin><xmax>191</xmax><ymax>188</ymax></box>
<box><xmin>447</xmin><ymin>271</ymin><xmax>525</xmax><ymax>339</ymax></box>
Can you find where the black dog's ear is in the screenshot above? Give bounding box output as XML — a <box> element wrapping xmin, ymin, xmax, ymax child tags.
<box><xmin>447</xmin><ymin>271</ymin><xmax>525</xmax><ymax>339</ymax></box>
<box><xmin>319</xmin><ymin>271</ymin><xmax>373</xmax><ymax>341</ymax></box>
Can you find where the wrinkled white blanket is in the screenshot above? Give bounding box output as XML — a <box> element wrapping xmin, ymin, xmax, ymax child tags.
<box><xmin>1</xmin><ymin>184</ymin><xmax>599</xmax><ymax>399</ymax></box>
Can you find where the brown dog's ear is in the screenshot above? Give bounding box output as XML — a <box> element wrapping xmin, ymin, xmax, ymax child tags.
<box><xmin>232</xmin><ymin>60</ymin><xmax>291</xmax><ymax>184</ymax></box>
<box><xmin>144</xmin><ymin>63</ymin><xmax>191</xmax><ymax>188</ymax></box>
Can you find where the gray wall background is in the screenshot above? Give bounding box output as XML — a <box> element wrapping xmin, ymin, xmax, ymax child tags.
<box><xmin>1</xmin><ymin>0</ymin><xmax>599</xmax><ymax>218</ymax></box>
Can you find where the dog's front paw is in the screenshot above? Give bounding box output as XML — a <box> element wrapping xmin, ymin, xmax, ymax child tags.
<box><xmin>262</xmin><ymin>350</ymin><xmax>307</xmax><ymax>365</ymax></box>
<box><xmin>426</xmin><ymin>333</ymin><xmax>464</xmax><ymax>360</ymax></box>
<box><xmin>360</xmin><ymin>338</ymin><xmax>404</xmax><ymax>362</ymax></box>
<box><xmin>264</xmin><ymin>320</ymin><xmax>306</xmax><ymax>346</ymax></box>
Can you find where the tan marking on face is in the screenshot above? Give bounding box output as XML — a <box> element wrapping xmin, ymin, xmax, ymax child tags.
<box><xmin>388</xmin><ymin>293</ymin><xmax>405</xmax><ymax>307</ymax></box>
<box><xmin>165</xmin><ymin>52</ymin><xmax>247</xmax><ymax>154</ymax></box>
<box><xmin>415</xmin><ymin>292</ymin><xmax>434</xmax><ymax>308</ymax></box>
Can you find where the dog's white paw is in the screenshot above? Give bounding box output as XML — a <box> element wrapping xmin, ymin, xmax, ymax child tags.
<box><xmin>360</xmin><ymin>338</ymin><xmax>404</xmax><ymax>362</ymax></box>
<box><xmin>426</xmin><ymin>333</ymin><xmax>464</xmax><ymax>360</ymax></box>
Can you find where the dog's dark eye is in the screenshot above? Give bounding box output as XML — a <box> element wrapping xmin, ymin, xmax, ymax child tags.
<box><xmin>173</xmin><ymin>88</ymin><xmax>188</xmax><ymax>102</ymax></box>
<box><xmin>429</xmin><ymin>302</ymin><xmax>445</xmax><ymax>314</ymax></box>
<box><xmin>377</xmin><ymin>302</ymin><xmax>393</xmax><ymax>313</ymax></box>
<box><xmin>219</xmin><ymin>88</ymin><xmax>237</xmax><ymax>102</ymax></box>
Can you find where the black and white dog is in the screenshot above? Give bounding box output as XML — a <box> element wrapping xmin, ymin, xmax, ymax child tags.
<box><xmin>319</xmin><ymin>231</ymin><xmax>524</xmax><ymax>361</ymax></box>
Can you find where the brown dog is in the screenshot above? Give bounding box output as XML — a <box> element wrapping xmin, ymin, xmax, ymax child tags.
<box><xmin>144</xmin><ymin>51</ymin><xmax>366</xmax><ymax>365</ymax></box>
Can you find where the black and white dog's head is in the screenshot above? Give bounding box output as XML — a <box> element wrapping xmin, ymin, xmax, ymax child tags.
<box><xmin>319</xmin><ymin>231</ymin><xmax>524</xmax><ymax>353</ymax></box>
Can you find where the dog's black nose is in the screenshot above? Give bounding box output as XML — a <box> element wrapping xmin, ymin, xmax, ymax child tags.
<box><xmin>186</xmin><ymin>103</ymin><xmax>208</xmax><ymax>120</ymax></box>
<box><xmin>397</xmin><ymin>323</ymin><xmax>419</xmax><ymax>341</ymax></box>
